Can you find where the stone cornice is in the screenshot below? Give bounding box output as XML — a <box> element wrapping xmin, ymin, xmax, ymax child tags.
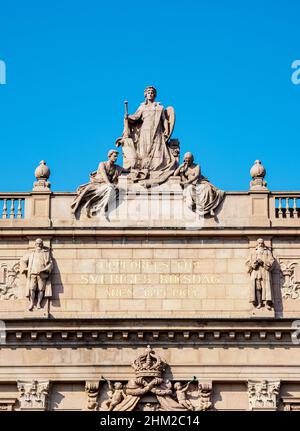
<box><xmin>0</xmin><ymin>318</ymin><xmax>297</xmax><ymax>347</ymax></box>
<box><xmin>0</xmin><ymin>228</ymin><xmax>300</xmax><ymax>236</ymax></box>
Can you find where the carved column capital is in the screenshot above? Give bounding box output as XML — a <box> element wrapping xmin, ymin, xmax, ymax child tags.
<box><xmin>248</xmin><ymin>380</ymin><xmax>280</xmax><ymax>410</ymax></box>
<box><xmin>17</xmin><ymin>380</ymin><xmax>50</xmax><ymax>410</ymax></box>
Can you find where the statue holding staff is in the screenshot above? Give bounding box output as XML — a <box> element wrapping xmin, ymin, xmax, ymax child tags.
<box><xmin>116</xmin><ymin>86</ymin><xmax>177</xmax><ymax>186</ymax></box>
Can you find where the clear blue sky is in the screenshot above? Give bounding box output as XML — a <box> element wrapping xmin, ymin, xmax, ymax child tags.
<box><xmin>0</xmin><ymin>0</ymin><xmax>299</xmax><ymax>192</ymax></box>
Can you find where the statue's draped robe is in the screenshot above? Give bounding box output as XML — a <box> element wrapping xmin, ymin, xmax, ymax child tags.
<box><xmin>246</xmin><ymin>247</ymin><xmax>274</xmax><ymax>303</ymax></box>
<box><xmin>71</xmin><ymin>163</ymin><xmax>123</xmax><ymax>218</ymax></box>
<box><xmin>121</xmin><ymin>102</ymin><xmax>177</xmax><ymax>186</ymax></box>
<box><xmin>179</xmin><ymin>164</ymin><xmax>224</xmax><ymax>216</ymax></box>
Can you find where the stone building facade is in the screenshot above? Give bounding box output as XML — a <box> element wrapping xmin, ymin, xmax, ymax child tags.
<box><xmin>0</xmin><ymin>156</ymin><xmax>299</xmax><ymax>412</ymax></box>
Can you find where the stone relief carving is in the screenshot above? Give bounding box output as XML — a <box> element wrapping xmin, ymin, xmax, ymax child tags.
<box><xmin>197</xmin><ymin>382</ymin><xmax>213</xmax><ymax>411</ymax></box>
<box><xmin>174</xmin><ymin>152</ymin><xmax>225</xmax><ymax>217</ymax></box>
<box><xmin>20</xmin><ymin>238</ymin><xmax>53</xmax><ymax>311</ymax></box>
<box><xmin>71</xmin><ymin>149</ymin><xmax>126</xmax><ymax>219</ymax></box>
<box><xmin>173</xmin><ymin>381</ymin><xmax>194</xmax><ymax>410</ymax></box>
<box><xmin>95</xmin><ymin>345</ymin><xmax>212</xmax><ymax>412</ymax></box>
<box><xmin>101</xmin><ymin>381</ymin><xmax>126</xmax><ymax>411</ymax></box>
<box><xmin>248</xmin><ymin>380</ymin><xmax>280</xmax><ymax>410</ymax></box>
<box><xmin>17</xmin><ymin>380</ymin><xmax>50</xmax><ymax>410</ymax></box>
<box><xmin>246</xmin><ymin>238</ymin><xmax>275</xmax><ymax>310</ymax></box>
<box><xmin>0</xmin><ymin>261</ymin><xmax>20</xmax><ymax>300</ymax></box>
<box><xmin>116</xmin><ymin>86</ymin><xmax>177</xmax><ymax>187</ymax></box>
<box><xmin>279</xmin><ymin>259</ymin><xmax>300</xmax><ymax>299</ymax></box>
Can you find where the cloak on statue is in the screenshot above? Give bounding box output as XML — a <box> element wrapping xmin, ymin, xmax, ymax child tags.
<box><xmin>116</xmin><ymin>102</ymin><xmax>177</xmax><ymax>186</ymax></box>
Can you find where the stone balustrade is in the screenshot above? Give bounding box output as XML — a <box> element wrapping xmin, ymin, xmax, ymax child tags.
<box><xmin>274</xmin><ymin>194</ymin><xmax>300</xmax><ymax>219</ymax></box>
<box><xmin>0</xmin><ymin>185</ymin><xmax>299</xmax><ymax>229</ymax></box>
<box><xmin>0</xmin><ymin>194</ymin><xmax>27</xmax><ymax>219</ymax></box>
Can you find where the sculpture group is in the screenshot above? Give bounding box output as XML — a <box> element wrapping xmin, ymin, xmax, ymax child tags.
<box><xmin>71</xmin><ymin>86</ymin><xmax>225</xmax><ymax>219</ymax></box>
<box><xmin>15</xmin><ymin>88</ymin><xmax>276</xmax><ymax>313</ymax></box>
<box><xmin>86</xmin><ymin>345</ymin><xmax>213</xmax><ymax>411</ymax></box>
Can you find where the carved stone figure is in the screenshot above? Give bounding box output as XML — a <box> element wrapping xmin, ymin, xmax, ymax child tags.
<box><xmin>174</xmin><ymin>381</ymin><xmax>194</xmax><ymax>410</ymax></box>
<box><xmin>71</xmin><ymin>150</ymin><xmax>125</xmax><ymax>218</ymax></box>
<box><xmin>248</xmin><ymin>380</ymin><xmax>280</xmax><ymax>410</ymax></box>
<box><xmin>17</xmin><ymin>380</ymin><xmax>50</xmax><ymax>410</ymax></box>
<box><xmin>102</xmin><ymin>381</ymin><xmax>126</xmax><ymax>411</ymax></box>
<box><xmin>174</xmin><ymin>152</ymin><xmax>225</xmax><ymax>216</ymax></box>
<box><xmin>246</xmin><ymin>238</ymin><xmax>275</xmax><ymax>310</ymax></box>
<box><xmin>116</xmin><ymin>86</ymin><xmax>177</xmax><ymax>186</ymax></box>
<box><xmin>279</xmin><ymin>259</ymin><xmax>300</xmax><ymax>299</ymax></box>
<box><xmin>20</xmin><ymin>239</ymin><xmax>53</xmax><ymax>311</ymax></box>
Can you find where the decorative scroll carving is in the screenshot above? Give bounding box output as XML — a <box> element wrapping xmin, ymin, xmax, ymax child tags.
<box><xmin>279</xmin><ymin>259</ymin><xmax>300</xmax><ymax>299</ymax></box>
<box><xmin>85</xmin><ymin>381</ymin><xmax>100</xmax><ymax>410</ymax></box>
<box><xmin>196</xmin><ymin>381</ymin><xmax>213</xmax><ymax>411</ymax></box>
<box><xmin>17</xmin><ymin>380</ymin><xmax>50</xmax><ymax>410</ymax></box>
<box><xmin>99</xmin><ymin>345</ymin><xmax>213</xmax><ymax>412</ymax></box>
<box><xmin>248</xmin><ymin>380</ymin><xmax>280</xmax><ymax>410</ymax></box>
<box><xmin>0</xmin><ymin>262</ymin><xmax>20</xmax><ymax>300</ymax></box>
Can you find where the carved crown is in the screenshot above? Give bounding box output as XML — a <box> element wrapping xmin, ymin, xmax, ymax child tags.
<box><xmin>131</xmin><ymin>345</ymin><xmax>167</xmax><ymax>377</ymax></box>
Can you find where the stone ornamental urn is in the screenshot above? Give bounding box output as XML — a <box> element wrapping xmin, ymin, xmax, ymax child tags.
<box><xmin>33</xmin><ymin>160</ymin><xmax>51</xmax><ymax>191</ymax></box>
<box><xmin>250</xmin><ymin>160</ymin><xmax>268</xmax><ymax>190</ymax></box>
<box><xmin>35</xmin><ymin>160</ymin><xmax>50</xmax><ymax>181</ymax></box>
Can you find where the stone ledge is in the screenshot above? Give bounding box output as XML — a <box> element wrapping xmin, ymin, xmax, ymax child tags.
<box><xmin>0</xmin><ymin>318</ymin><xmax>297</xmax><ymax>346</ymax></box>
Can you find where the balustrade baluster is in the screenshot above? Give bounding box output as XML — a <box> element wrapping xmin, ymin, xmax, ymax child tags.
<box><xmin>2</xmin><ymin>199</ymin><xmax>7</xmax><ymax>219</ymax></box>
<box><xmin>286</xmin><ymin>197</ymin><xmax>290</xmax><ymax>218</ymax></box>
<box><xmin>278</xmin><ymin>197</ymin><xmax>283</xmax><ymax>218</ymax></box>
<box><xmin>17</xmin><ymin>199</ymin><xmax>22</xmax><ymax>219</ymax></box>
<box><xmin>10</xmin><ymin>198</ymin><xmax>15</xmax><ymax>219</ymax></box>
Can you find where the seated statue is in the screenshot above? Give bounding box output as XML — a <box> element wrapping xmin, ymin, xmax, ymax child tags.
<box><xmin>174</xmin><ymin>152</ymin><xmax>225</xmax><ymax>216</ymax></box>
<box><xmin>71</xmin><ymin>150</ymin><xmax>125</xmax><ymax>218</ymax></box>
